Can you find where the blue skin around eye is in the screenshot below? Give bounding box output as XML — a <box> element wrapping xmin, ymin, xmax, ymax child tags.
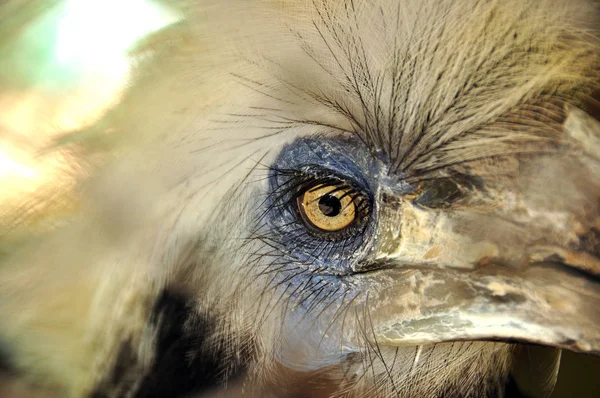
<box><xmin>256</xmin><ymin>136</ymin><xmax>389</xmax><ymax>368</ymax></box>
<box><xmin>262</xmin><ymin>135</ymin><xmax>383</xmax><ymax>276</ymax></box>
<box><xmin>275</xmin><ymin>136</ymin><xmax>376</xmax><ymax>188</ymax></box>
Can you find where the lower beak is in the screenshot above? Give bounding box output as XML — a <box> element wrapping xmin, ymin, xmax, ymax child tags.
<box><xmin>367</xmin><ymin>262</ymin><xmax>600</xmax><ymax>354</ymax></box>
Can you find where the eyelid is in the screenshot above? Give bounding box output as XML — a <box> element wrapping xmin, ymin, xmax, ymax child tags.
<box><xmin>267</xmin><ymin>165</ymin><xmax>372</xmax><ymax>221</ymax></box>
<box><xmin>270</xmin><ymin>166</ymin><xmax>367</xmax><ymax>196</ymax></box>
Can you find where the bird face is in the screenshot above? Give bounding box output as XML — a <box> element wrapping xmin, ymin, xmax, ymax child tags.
<box><xmin>0</xmin><ymin>0</ymin><xmax>599</xmax><ymax>397</ymax></box>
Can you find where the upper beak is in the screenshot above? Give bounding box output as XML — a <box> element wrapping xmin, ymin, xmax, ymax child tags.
<box><xmin>363</xmin><ymin>107</ymin><xmax>600</xmax><ymax>355</ymax></box>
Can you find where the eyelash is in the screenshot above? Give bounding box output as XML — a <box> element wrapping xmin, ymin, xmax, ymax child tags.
<box><xmin>266</xmin><ymin>167</ymin><xmax>371</xmax><ymax>240</ymax></box>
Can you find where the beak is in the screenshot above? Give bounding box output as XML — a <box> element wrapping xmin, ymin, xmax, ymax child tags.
<box><xmin>363</xmin><ymin>107</ymin><xmax>600</xmax><ymax>355</ymax></box>
<box><xmin>366</xmin><ymin>264</ymin><xmax>600</xmax><ymax>354</ymax></box>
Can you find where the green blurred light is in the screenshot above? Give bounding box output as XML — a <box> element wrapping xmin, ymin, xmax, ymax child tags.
<box><xmin>55</xmin><ymin>0</ymin><xmax>178</xmax><ymax>74</ymax></box>
<box><xmin>1</xmin><ymin>0</ymin><xmax>178</xmax><ymax>90</ymax></box>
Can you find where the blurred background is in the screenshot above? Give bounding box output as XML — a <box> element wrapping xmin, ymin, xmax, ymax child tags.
<box><xmin>0</xmin><ymin>1</ymin><xmax>598</xmax><ymax>397</ymax></box>
<box><xmin>0</xmin><ymin>0</ymin><xmax>178</xmax><ymax>233</ymax></box>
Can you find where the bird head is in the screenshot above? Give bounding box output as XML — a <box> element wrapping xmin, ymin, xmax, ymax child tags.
<box><xmin>0</xmin><ymin>0</ymin><xmax>599</xmax><ymax>397</ymax></box>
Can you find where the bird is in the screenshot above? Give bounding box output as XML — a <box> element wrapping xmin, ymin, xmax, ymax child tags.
<box><xmin>0</xmin><ymin>0</ymin><xmax>599</xmax><ymax>397</ymax></box>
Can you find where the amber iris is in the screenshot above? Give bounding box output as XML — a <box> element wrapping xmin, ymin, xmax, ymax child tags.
<box><xmin>297</xmin><ymin>185</ymin><xmax>356</xmax><ymax>232</ymax></box>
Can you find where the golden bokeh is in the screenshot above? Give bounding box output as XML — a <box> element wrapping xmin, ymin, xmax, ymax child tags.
<box><xmin>0</xmin><ymin>0</ymin><xmax>178</xmax><ymax>230</ymax></box>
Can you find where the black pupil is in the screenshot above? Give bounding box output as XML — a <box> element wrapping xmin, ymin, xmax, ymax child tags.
<box><xmin>318</xmin><ymin>194</ymin><xmax>342</xmax><ymax>217</ymax></box>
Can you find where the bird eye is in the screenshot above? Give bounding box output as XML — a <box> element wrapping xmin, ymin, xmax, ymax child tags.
<box><xmin>297</xmin><ymin>184</ymin><xmax>363</xmax><ymax>232</ymax></box>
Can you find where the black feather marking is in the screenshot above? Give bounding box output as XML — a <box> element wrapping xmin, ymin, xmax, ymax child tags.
<box><xmin>91</xmin><ymin>290</ymin><xmax>250</xmax><ymax>398</ymax></box>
